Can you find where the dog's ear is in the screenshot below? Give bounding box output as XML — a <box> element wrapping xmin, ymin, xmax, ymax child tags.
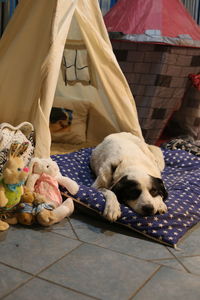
<box><xmin>151</xmin><ymin>177</ymin><xmax>168</xmax><ymax>201</ymax></box>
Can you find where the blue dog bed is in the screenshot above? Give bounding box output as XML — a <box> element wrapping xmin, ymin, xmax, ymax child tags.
<box><xmin>52</xmin><ymin>148</ymin><xmax>200</xmax><ymax>248</ymax></box>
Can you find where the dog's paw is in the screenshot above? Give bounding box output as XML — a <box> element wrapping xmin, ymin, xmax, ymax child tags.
<box><xmin>102</xmin><ymin>190</ymin><xmax>121</xmax><ymax>222</ymax></box>
<box><xmin>157</xmin><ymin>202</ymin><xmax>168</xmax><ymax>214</ymax></box>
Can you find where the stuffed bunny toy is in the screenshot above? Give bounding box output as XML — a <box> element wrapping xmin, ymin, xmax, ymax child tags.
<box><xmin>0</xmin><ymin>142</ymin><xmax>29</xmax><ymax>231</ymax></box>
<box><xmin>0</xmin><ymin>122</ymin><xmax>34</xmax><ymax>176</ymax></box>
<box><xmin>26</xmin><ymin>157</ymin><xmax>79</xmax><ymax>226</ymax></box>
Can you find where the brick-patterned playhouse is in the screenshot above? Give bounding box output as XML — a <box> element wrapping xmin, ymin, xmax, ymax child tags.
<box><xmin>111</xmin><ymin>42</ymin><xmax>200</xmax><ymax>144</ymax></box>
<box><xmin>104</xmin><ymin>0</ymin><xmax>200</xmax><ymax>144</ymax></box>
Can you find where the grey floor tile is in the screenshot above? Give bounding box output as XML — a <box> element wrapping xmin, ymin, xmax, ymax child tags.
<box><xmin>3</xmin><ymin>278</ymin><xmax>94</xmax><ymax>300</ymax></box>
<box><xmin>0</xmin><ymin>226</ymin><xmax>81</xmax><ymax>274</ymax></box>
<box><xmin>179</xmin><ymin>256</ymin><xmax>200</xmax><ymax>276</ymax></box>
<box><xmin>133</xmin><ymin>266</ymin><xmax>200</xmax><ymax>300</ymax></box>
<box><xmin>93</xmin><ymin>234</ymin><xmax>173</xmax><ymax>260</ymax></box>
<box><xmin>169</xmin><ymin>225</ymin><xmax>200</xmax><ymax>257</ymax></box>
<box><xmin>39</xmin><ymin>243</ymin><xmax>159</xmax><ymax>300</ymax></box>
<box><xmin>151</xmin><ymin>258</ymin><xmax>186</xmax><ymax>272</ymax></box>
<box><xmin>70</xmin><ymin>214</ymin><xmax>173</xmax><ymax>260</ymax></box>
<box><xmin>69</xmin><ymin>213</ymin><xmax>111</xmax><ymax>242</ymax></box>
<box><xmin>51</xmin><ymin>218</ymin><xmax>77</xmax><ymax>239</ymax></box>
<box><xmin>0</xmin><ymin>264</ymin><xmax>31</xmax><ymax>299</ymax></box>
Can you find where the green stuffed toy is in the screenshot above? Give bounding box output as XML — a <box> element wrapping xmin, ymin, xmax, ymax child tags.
<box><xmin>0</xmin><ymin>142</ymin><xmax>29</xmax><ymax>231</ymax></box>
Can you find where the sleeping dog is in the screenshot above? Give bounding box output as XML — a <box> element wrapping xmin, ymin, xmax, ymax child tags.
<box><xmin>90</xmin><ymin>132</ymin><xmax>168</xmax><ymax>222</ymax></box>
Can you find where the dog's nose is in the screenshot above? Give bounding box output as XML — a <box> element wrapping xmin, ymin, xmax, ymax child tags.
<box><xmin>142</xmin><ymin>204</ymin><xmax>154</xmax><ymax>215</ymax></box>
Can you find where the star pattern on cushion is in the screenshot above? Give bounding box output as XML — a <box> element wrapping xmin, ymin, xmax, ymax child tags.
<box><xmin>52</xmin><ymin>148</ymin><xmax>200</xmax><ymax>247</ymax></box>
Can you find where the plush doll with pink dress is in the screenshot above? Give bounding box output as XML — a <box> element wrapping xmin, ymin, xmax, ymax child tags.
<box><xmin>26</xmin><ymin>157</ymin><xmax>79</xmax><ymax>226</ymax></box>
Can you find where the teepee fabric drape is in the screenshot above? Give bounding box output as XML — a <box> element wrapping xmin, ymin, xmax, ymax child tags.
<box><xmin>0</xmin><ymin>0</ymin><xmax>77</xmax><ymax>157</ymax></box>
<box><xmin>0</xmin><ymin>0</ymin><xmax>143</xmax><ymax>158</ymax></box>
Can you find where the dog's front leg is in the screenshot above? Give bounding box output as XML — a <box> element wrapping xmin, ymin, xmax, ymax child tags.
<box><xmin>99</xmin><ymin>188</ymin><xmax>122</xmax><ymax>222</ymax></box>
<box><xmin>92</xmin><ymin>163</ymin><xmax>115</xmax><ymax>190</ymax></box>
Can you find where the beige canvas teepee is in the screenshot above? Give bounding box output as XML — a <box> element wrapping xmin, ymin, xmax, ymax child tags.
<box><xmin>0</xmin><ymin>0</ymin><xmax>143</xmax><ymax>158</ymax></box>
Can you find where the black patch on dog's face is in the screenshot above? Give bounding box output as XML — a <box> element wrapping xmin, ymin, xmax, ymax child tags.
<box><xmin>111</xmin><ymin>175</ymin><xmax>141</xmax><ymax>203</ymax></box>
<box><xmin>150</xmin><ymin>176</ymin><xmax>168</xmax><ymax>201</ymax></box>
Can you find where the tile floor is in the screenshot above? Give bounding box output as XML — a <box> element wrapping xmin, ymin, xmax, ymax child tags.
<box><xmin>0</xmin><ymin>210</ymin><xmax>200</xmax><ymax>300</ymax></box>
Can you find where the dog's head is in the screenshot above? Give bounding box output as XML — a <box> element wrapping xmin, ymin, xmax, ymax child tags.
<box><xmin>111</xmin><ymin>171</ymin><xmax>168</xmax><ymax>216</ymax></box>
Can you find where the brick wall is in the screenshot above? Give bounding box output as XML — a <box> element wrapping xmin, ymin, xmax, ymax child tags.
<box><xmin>112</xmin><ymin>40</ymin><xmax>200</xmax><ymax>144</ymax></box>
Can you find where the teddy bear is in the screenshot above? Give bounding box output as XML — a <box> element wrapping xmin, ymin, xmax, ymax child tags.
<box><xmin>17</xmin><ymin>186</ymin><xmax>47</xmax><ymax>226</ymax></box>
<box><xmin>25</xmin><ymin>157</ymin><xmax>79</xmax><ymax>226</ymax></box>
<box><xmin>0</xmin><ymin>142</ymin><xmax>30</xmax><ymax>231</ymax></box>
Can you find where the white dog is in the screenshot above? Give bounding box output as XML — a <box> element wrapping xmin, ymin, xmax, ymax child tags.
<box><xmin>90</xmin><ymin>132</ymin><xmax>168</xmax><ymax>222</ymax></box>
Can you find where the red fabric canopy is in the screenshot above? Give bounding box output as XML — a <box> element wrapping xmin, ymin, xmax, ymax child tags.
<box><xmin>104</xmin><ymin>0</ymin><xmax>200</xmax><ymax>44</ymax></box>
